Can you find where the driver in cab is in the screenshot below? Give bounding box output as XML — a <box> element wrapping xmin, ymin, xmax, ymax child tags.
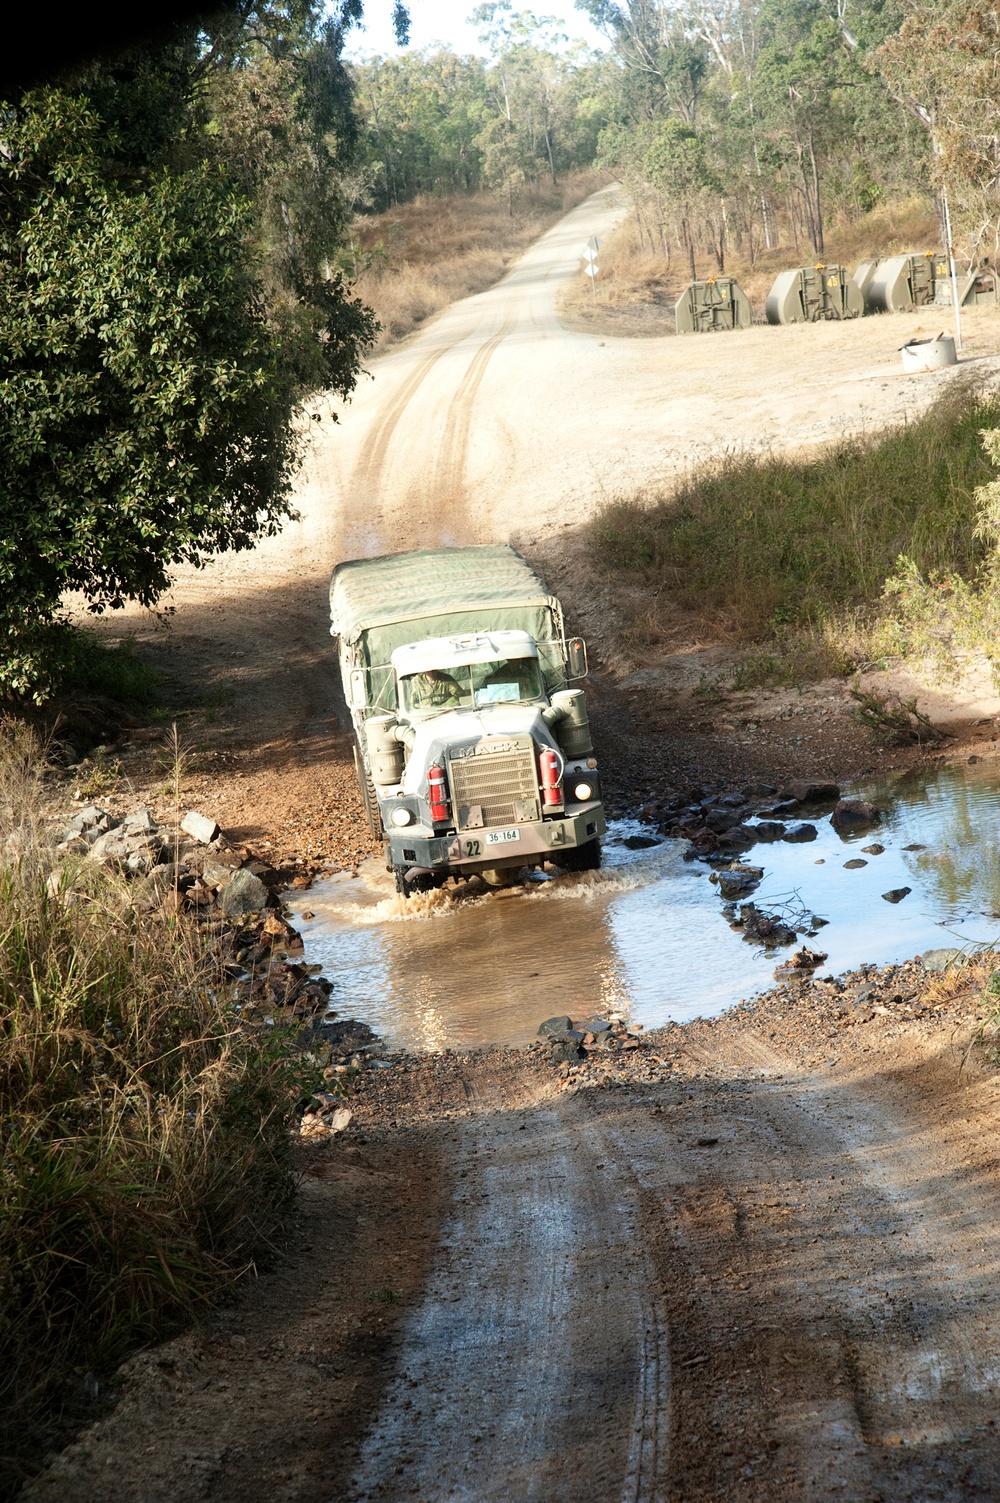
<box><xmin>407</xmin><ymin>668</ymin><xmax>464</xmax><ymax>710</ymax></box>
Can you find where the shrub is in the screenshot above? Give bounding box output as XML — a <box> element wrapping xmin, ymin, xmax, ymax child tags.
<box><xmin>0</xmin><ymin>721</ymin><xmax>297</xmax><ymax>1495</ymax></box>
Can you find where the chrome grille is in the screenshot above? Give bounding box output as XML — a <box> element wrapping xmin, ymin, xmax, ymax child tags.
<box><xmin>448</xmin><ymin>743</ymin><xmax>540</xmax><ymax>829</ymax></box>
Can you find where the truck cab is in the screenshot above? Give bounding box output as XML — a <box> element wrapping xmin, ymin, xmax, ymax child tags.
<box><xmin>366</xmin><ymin>629</ymin><xmax>603</xmax><ymax>892</ymax></box>
<box><xmin>329</xmin><ymin>545</ymin><xmax>606</xmax><ymax>895</ymax></box>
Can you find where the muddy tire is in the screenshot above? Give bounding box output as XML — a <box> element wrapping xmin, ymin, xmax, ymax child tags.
<box><xmin>555</xmin><ymin>838</ymin><xmax>602</xmax><ymax>872</ymax></box>
<box><xmin>353</xmin><ymin>744</ymin><xmax>383</xmax><ymax>841</ymax></box>
<box><xmin>393</xmin><ymin>864</ymin><xmax>440</xmax><ymax>898</ymax></box>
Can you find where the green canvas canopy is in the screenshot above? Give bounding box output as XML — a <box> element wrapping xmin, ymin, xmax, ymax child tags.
<box><xmin>330</xmin><ymin>546</ymin><xmax>567</xmax><ymax>709</ymax></box>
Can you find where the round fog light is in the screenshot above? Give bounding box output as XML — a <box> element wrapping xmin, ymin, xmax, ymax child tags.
<box><xmin>390</xmin><ymin>807</ymin><xmax>413</xmax><ymax>827</ymax></box>
<box><xmin>573</xmin><ymin>781</ymin><xmax>593</xmax><ymax>802</ymax></box>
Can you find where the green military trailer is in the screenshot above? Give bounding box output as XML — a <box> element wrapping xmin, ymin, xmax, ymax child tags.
<box><xmin>329</xmin><ymin>545</ymin><xmax>606</xmax><ymax>895</ymax></box>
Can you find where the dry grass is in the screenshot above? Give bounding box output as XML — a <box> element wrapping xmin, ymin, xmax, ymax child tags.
<box><xmin>348</xmin><ymin>172</ymin><xmax>608</xmax><ymax>350</ymax></box>
<box><xmin>0</xmin><ymin>722</ymin><xmax>300</xmax><ymax>1498</ymax></box>
<box><xmin>561</xmin><ymin>197</ymin><xmax>941</xmax><ymax>332</ymax></box>
<box><xmin>590</xmin><ymin>387</ymin><xmax>999</xmax><ymax>687</ymax></box>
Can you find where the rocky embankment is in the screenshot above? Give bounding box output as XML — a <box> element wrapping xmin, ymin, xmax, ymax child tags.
<box><xmin>53</xmin><ymin>800</ymin><xmax>386</xmax><ymax>1137</ymax></box>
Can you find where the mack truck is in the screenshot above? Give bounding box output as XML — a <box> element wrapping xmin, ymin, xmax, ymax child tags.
<box><xmin>329</xmin><ymin>545</ymin><xmax>606</xmax><ymax>895</ymax></box>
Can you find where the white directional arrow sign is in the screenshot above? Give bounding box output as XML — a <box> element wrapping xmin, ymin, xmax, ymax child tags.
<box><xmin>583</xmin><ymin>237</ymin><xmax>600</xmax><ymax>295</ymax></box>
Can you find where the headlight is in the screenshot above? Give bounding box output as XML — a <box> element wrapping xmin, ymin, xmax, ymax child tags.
<box><xmin>390</xmin><ymin>807</ymin><xmax>413</xmax><ymax>827</ymax></box>
<box><xmin>573</xmin><ymin>782</ymin><xmax>593</xmax><ymax>802</ymax></box>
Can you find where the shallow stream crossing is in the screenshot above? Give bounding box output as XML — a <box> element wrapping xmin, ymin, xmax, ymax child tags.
<box><xmin>291</xmin><ymin>761</ymin><xmax>1000</xmax><ymax>1050</ymax></box>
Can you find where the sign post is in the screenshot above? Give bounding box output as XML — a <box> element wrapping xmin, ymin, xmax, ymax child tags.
<box><xmin>583</xmin><ymin>237</ymin><xmax>600</xmax><ymax>301</ymax></box>
<box><xmin>942</xmin><ymin>188</ymin><xmax>963</xmax><ymax>353</ymax></box>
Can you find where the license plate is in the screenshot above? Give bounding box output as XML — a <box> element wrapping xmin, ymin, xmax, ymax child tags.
<box><xmin>485</xmin><ymin>828</ymin><xmax>520</xmax><ymax>846</ymax></box>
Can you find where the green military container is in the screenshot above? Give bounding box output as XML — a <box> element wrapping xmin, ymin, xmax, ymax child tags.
<box><xmin>933</xmin><ymin>267</ymin><xmax>999</xmax><ymax>308</ymax></box>
<box><xmin>674</xmin><ymin>276</ymin><xmax>752</xmax><ymax>334</ymax></box>
<box><xmin>862</xmin><ymin>252</ymin><xmax>998</xmax><ymax>313</ymax></box>
<box><xmin>765</xmin><ymin>264</ymin><xmax>864</xmax><ymax>324</ymax></box>
<box><xmin>866</xmin><ymin>252</ymin><xmax>943</xmax><ymax>313</ymax></box>
<box><xmin>853</xmin><ymin>259</ymin><xmax>880</xmax><ymax>304</ymax></box>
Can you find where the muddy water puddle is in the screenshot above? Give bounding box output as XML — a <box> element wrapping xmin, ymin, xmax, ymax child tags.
<box><xmin>292</xmin><ymin>762</ymin><xmax>1000</xmax><ymax>1050</ymax></box>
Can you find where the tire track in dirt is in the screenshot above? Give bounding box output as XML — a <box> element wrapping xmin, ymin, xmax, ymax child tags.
<box><xmin>426</xmin><ymin>311</ymin><xmax>518</xmax><ymax>540</ymax></box>
<box><xmin>344</xmin><ymin>1085</ymin><xmax>670</xmax><ymax>1503</ymax></box>
<box><xmin>606</xmin><ymin>1025</ymin><xmax>1000</xmax><ymax>1500</ymax></box>
<box><xmin>348</xmin><ymin>324</ymin><xmax>483</xmax><ymax>522</ymax></box>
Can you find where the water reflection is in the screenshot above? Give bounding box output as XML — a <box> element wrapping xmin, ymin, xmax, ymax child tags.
<box><xmin>291</xmin><ymin>762</ymin><xmax>1000</xmax><ymax>1049</ymax></box>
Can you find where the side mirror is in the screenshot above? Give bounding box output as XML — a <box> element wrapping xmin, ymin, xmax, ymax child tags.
<box><xmin>566</xmin><ymin>637</ymin><xmax>588</xmax><ymax>679</ymax></box>
<box><xmin>348</xmin><ymin>669</ymin><xmax>368</xmax><ymax>710</ymax></box>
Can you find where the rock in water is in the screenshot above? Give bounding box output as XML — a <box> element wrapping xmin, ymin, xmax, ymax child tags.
<box><xmin>740</xmin><ymin>904</ymin><xmax>797</xmax><ymax>947</ymax></box>
<box><xmin>717</xmin><ymin>866</ymin><xmax>764</xmax><ymax>900</ymax></box>
<box><xmin>218</xmin><ymin>869</ymin><xmax>268</xmax><ymax>918</ymax></box>
<box><xmin>180</xmin><ymin>809</ymin><xmax>220</xmax><ymax>845</ymax></box>
<box><xmin>704</xmin><ymin>807</ymin><xmax>745</xmax><ymax>833</ymax></box>
<box><xmin>831</xmin><ymin>798</ymin><xmax>879</xmax><ymax>830</ymax></box>
<box><xmin>779</xmin><ymin>780</ymin><xmax>840</xmax><ymax>803</ymax></box>
<box><xmin>782</xmin><ymin>823</ymin><xmax>818</xmax><ymax>843</ymax></box>
<box><xmin>882</xmin><ymin>887</ymin><xmax>912</xmax><ymax>904</ymax></box>
<box><xmin>537</xmin><ymin>1015</ymin><xmax>574</xmax><ymax>1038</ymax></box>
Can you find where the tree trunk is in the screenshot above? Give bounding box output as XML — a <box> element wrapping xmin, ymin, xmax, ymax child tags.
<box><xmin>787</xmin><ymin>191</ymin><xmax>800</xmax><ymax>254</ymax></box>
<box><xmin>544</xmin><ymin>128</ymin><xmax>557</xmax><ymax>187</ymax></box>
<box><xmin>807</xmin><ymin>129</ymin><xmax>824</xmax><ymax>254</ymax></box>
<box><xmin>716</xmin><ymin>199</ymin><xmax>727</xmax><ymax>273</ymax></box>
<box><xmin>935</xmin><ymin>188</ymin><xmax>949</xmax><ymax>252</ymax></box>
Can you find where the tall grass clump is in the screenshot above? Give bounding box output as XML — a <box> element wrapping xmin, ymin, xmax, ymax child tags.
<box><xmin>0</xmin><ymin>721</ymin><xmax>297</xmax><ymax>1497</ymax></box>
<box><xmin>592</xmin><ymin>387</ymin><xmax>999</xmax><ymax>679</ymax></box>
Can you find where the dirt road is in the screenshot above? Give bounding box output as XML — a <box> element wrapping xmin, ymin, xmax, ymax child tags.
<box><xmin>27</xmin><ymin>989</ymin><xmax>1000</xmax><ymax>1503</ymax></box>
<box><xmin>41</xmin><ymin>192</ymin><xmax>1000</xmax><ymax>1501</ymax></box>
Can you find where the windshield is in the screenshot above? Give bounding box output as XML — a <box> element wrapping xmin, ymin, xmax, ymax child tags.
<box><xmin>400</xmin><ymin>657</ymin><xmax>544</xmax><ymax>713</ymax></box>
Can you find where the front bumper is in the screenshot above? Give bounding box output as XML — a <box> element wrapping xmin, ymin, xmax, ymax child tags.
<box><xmin>385</xmin><ymin>802</ymin><xmax>606</xmax><ymax>874</ymax></box>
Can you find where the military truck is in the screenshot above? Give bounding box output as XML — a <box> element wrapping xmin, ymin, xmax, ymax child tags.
<box><xmin>329</xmin><ymin>545</ymin><xmax>606</xmax><ymax>895</ymax></box>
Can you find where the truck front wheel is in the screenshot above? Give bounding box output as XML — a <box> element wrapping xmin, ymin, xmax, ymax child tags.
<box><xmin>353</xmin><ymin>744</ymin><xmax>383</xmax><ymax>841</ymax></box>
<box><xmin>555</xmin><ymin>838</ymin><xmax>602</xmax><ymax>873</ymax></box>
<box><xmin>393</xmin><ymin>865</ymin><xmax>441</xmax><ymax>898</ymax></box>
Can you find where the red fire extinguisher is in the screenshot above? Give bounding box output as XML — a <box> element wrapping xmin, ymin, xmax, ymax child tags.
<box><xmin>427</xmin><ymin>764</ymin><xmax>449</xmax><ymax>824</ymax></box>
<box><xmin>538</xmin><ymin>747</ymin><xmax>562</xmax><ymax>807</ymax></box>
